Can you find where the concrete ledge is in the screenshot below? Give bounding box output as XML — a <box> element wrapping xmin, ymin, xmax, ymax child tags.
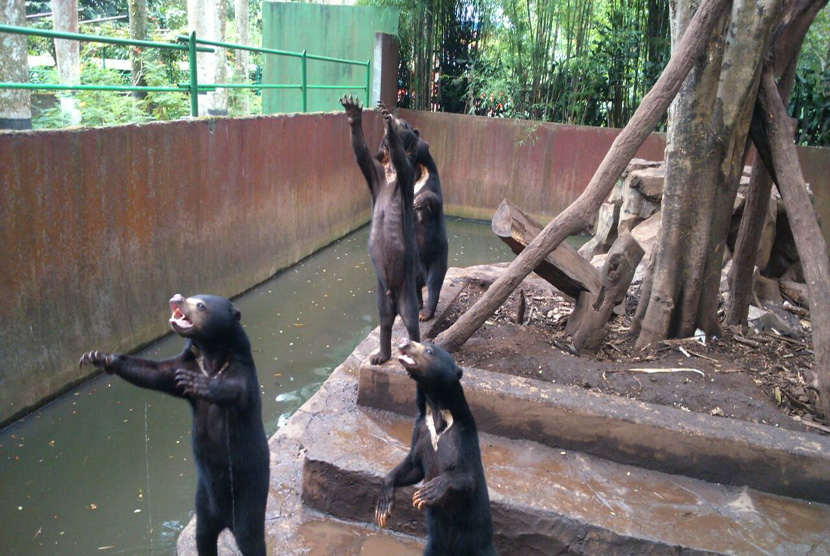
<box><xmin>299</xmin><ymin>399</ymin><xmax>830</xmax><ymax>555</ymax></box>
<box><xmin>302</xmin><ymin>455</ymin><xmax>717</xmax><ymax>556</ymax></box>
<box><xmin>358</xmin><ymin>363</ymin><xmax>830</xmax><ymax>504</ymax></box>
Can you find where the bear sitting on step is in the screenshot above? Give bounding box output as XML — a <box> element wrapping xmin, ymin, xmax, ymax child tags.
<box><xmin>376</xmin><ymin>339</ymin><xmax>496</xmax><ymax>556</ymax></box>
<box><xmin>80</xmin><ymin>294</ymin><xmax>269</xmax><ymax>556</ymax></box>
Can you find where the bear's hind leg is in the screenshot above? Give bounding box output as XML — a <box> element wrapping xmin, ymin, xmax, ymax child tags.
<box><xmin>398</xmin><ymin>281</ymin><xmax>421</xmax><ymax>343</ymax></box>
<box><xmin>371</xmin><ymin>279</ymin><xmax>396</xmax><ymax>364</ymax></box>
<box><xmin>233</xmin><ymin>521</ymin><xmax>266</xmax><ymax>556</ymax></box>
<box><xmin>195</xmin><ymin>484</ymin><xmax>223</xmax><ymax>556</ymax></box>
<box><xmin>420</xmin><ymin>260</ymin><xmax>447</xmax><ymax>322</ymax></box>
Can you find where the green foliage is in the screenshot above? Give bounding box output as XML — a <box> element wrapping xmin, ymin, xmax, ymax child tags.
<box><xmin>31</xmin><ymin>65</ymin><xmax>151</xmax><ymax>128</ymax></box>
<box><xmin>462</xmin><ymin>0</ymin><xmax>669</xmax><ymax>128</ymax></box>
<box><xmin>790</xmin><ymin>7</ymin><xmax>830</xmax><ymax>147</ymax></box>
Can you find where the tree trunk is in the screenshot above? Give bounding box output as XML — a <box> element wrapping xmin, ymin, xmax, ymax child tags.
<box><xmin>0</xmin><ymin>0</ymin><xmax>31</xmax><ymax>129</ymax></box>
<box><xmin>752</xmin><ymin>65</ymin><xmax>830</xmax><ymax>420</ymax></box>
<box><xmin>51</xmin><ymin>0</ymin><xmax>81</xmax><ymax>124</ymax></box>
<box><xmin>128</xmin><ymin>0</ymin><xmax>148</xmax><ymax>100</ymax></box>
<box><xmin>234</xmin><ymin>0</ymin><xmax>249</xmax><ymax>113</ymax></box>
<box><xmin>188</xmin><ymin>0</ymin><xmax>216</xmax><ymax>116</ymax></box>
<box><xmin>726</xmin><ymin>0</ymin><xmax>828</xmax><ymax>326</ymax></box>
<box><xmin>211</xmin><ymin>0</ymin><xmax>229</xmax><ymax>115</ymax></box>
<box><xmin>635</xmin><ymin>0</ymin><xmax>780</xmax><ymax>348</ymax></box>
<box><xmin>726</xmin><ymin>159</ymin><xmax>775</xmax><ymax>326</ymax></box>
<box><xmin>434</xmin><ymin>0</ymin><xmax>732</xmax><ymax>352</ymax></box>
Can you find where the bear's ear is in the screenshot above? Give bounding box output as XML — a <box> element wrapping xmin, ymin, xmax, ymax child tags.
<box><xmin>232</xmin><ymin>305</ymin><xmax>242</xmax><ymax>321</ymax></box>
<box><xmin>413</xmin><ymin>128</ymin><xmax>421</xmax><ymax>137</ymax></box>
<box><xmin>455</xmin><ymin>364</ymin><xmax>463</xmax><ymax>380</ymax></box>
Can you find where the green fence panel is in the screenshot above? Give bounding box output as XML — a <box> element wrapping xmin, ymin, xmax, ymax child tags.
<box><xmin>262</xmin><ymin>3</ymin><xmax>397</xmax><ymax>114</ymax></box>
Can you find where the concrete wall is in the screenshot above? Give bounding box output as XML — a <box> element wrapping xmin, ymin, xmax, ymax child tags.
<box><xmin>399</xmin><ymin>110</ymin><xmax>668</xmax><ymax>222</ymax></box>
<box><xmin>0</xmin><ymin>112</ymin><xmax>383</xmax><ymax>427</ymax></box>
<box><xmin>2</xmin><ymin>109</ymin><xmax>829</xmax><ymax>426</ymax></box>
<box><xmin>262</xmin><ymin>2</ymin><xmax>398</xmax><ymax>114</ymax></box>
<box><xmin>400</xmin><ymin>110</ymin><xmax>830</xmax><ymax>249</ymax></box>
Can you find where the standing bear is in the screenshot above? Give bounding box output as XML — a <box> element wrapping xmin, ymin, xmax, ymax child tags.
<box><xmin>80</xmin><ymin>294</ymin><xmax>269</xmax><ymax>556</ymax></box>
<box><xmin>409</xmin><ymin>130</ymin><xmax>448</xmax><ymax>322</ymax></box>
<box><xmin>340</xmin><ymin>95</ymin><xmax>421</xmax><ymax>364</ymax></box>
<box><xmin>376</xmin><ymin>339</ymin><xmax>497</xmax><ymax>556</ymax></box>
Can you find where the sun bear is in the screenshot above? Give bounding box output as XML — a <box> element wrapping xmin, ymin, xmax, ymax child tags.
<box><xmin>80</xmin><ymin>294</ymin><xmax>269</xmax><ymax>556</ymax></box>
<box><xmin>376</xmin><ymin>339</ymin><xmax>497</xmax><ymax>556</ymax></box>
<box><xmin>409</xmin><ymin>132</ymin><xmax>448</xmax><ymax>322</ymax></box>
<box><xmin>340</xmin><ymin>95</ymin><xmax>421</xmax><ymax>365</ymax></box>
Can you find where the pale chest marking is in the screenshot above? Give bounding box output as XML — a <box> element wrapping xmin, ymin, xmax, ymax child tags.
<box><xmin>194</xmin><ymin>348</ymin><xmax>229</xmax><ymax>378</ymax></box>
<box><xmin>425</xmin><ymin>405</ymin><xmax>454</xmax><ymax>452</ymax></box>
<box><xmin>414</xmin><ymin>164</ymin><xmax>430</xmax><ymax>195</ymax></box>
<box><xmin>383</xmin><ymin>161</ymin><xmax>397</xmax><ymax>185</ymax></box>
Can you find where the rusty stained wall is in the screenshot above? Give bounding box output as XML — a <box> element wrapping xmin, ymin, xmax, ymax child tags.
<box><xmin>2</xmin><ymin>109</ymin><xmax>830</xmax><ymax>425</ymax></box>
<box><xmin>399</xmin><ymin>109</ymin><xmax>668</xmax><ymax>223</ymax></box>
<box><xmin>0</xmin><ymin>112</ymin><xmax>383</xmax><ymax>426</ymax></box>
<box><xmin>399</xmin><ymin>109</ymin><xmax>830</xmax><ymax>248</ymax></box>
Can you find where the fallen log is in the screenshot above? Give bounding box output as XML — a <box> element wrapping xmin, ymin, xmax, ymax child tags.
<box><xmin>570</xmin><ymin>232</ymin><xmax>644</xmax><ymax>354</ymax></box>
<box><xmin>491</xmin><ymin>200</ymin><xmax>601</xmax><ymax>299</ymax></box>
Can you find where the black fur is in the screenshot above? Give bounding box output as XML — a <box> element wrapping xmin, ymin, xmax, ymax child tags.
<box><xmin>409</xmin><ymin>133</ymin><xmax>448</xmax><ymax>322</ymax></box>
<box><xmin>80</xmin><ymin>294</ymin><xmax>269</xmax><ymax>556</ymax></box>
<box><xmin>376</xmin><ymin>340</ymin><xmax>496</xmax><ymax>556</ymax></box>
<box><xmin>340</xmin><ymin>96</ymin><xmax>421</xmax><ymax>365</ymax></box>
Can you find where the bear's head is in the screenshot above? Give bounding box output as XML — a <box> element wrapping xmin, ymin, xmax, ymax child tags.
<box><xmin>397</xmin><ymin>339</ymin><xmax>463</xmax><ymax>398</ymax></box>
<box><xmin>377</xmin><ymin>116</ymin><xmax>423</xmax><ymax>160</ymax></box>
<box><xmin>168</xmin><ymin>294</ymin><xmax>242</xmax><ymax>342</ymax></box>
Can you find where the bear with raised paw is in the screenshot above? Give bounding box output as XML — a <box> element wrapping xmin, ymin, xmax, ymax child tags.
<box><xmin>376</xmin><ymin>339</ymin><xmax>497</xmax><ymax>556</ymax></box>
<box><xmin>340</xmin><ymin>95</ymin><xmax>421</xmax><ymax>365</ymax></box>
<box><xmin>80</xmin><ymin>294</ymin><xmax>269</xmax><ymax>556</ymax></box>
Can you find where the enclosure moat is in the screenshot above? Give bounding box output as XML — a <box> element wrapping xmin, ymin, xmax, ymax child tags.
<box><xmin>0</xmin><ymin>218</ymin><xmax>513</xmax><ymax>555</ymax></box>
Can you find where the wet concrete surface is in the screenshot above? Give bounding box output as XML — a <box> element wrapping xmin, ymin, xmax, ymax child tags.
<box><xmin>302</xmin><ymin>384</ymin><xmax>830</xmax><ymax>555</ymax></box>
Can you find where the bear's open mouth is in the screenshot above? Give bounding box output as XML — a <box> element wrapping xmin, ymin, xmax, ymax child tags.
<box><xmin>398</xmin><ymin>351</ymin><xmax>417</xmax><ymax>367</ymax></box>
<box><xmin>169</xmin><ymin>303</ymin><xmax>193</xmax><ymax>330</ymax></box>
<box><xmin>397</xmin><ymin>339</ymin><xmax>419</xmax><ymax>369</ymax></box>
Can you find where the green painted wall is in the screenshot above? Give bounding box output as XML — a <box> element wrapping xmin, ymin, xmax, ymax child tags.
<box><xmin>262</xmin><ymin>2</ymin><xmax>398</xmax><ymax>114</ymax></box>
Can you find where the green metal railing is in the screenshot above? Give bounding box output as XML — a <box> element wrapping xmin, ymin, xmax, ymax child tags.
<box><xmin>0</xmin><ymin>23</ymin><xmax>371</xmax><ymax>118</ymax></box>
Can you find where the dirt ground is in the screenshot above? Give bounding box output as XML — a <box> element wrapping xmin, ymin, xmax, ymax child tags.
<box><xmin>438</xmin><ymin>275</ymin><xmax>826</xmax><ymax>436</ymax></box>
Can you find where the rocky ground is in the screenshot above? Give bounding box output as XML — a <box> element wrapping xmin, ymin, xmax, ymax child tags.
<box><xmin>435</xmin><ymin>268</ymin><xmax>825</xmax><ymax>436</ymax></box>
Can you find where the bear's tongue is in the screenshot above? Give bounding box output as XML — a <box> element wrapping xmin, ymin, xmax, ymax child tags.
<box><xmin>397</xmin><ymin>349</ymin><xmax>416</xmax><ymax>367</ymax></box>
<box><xmin>169</xmin><ymin>305</ymin><xmax>193</xmax><ymax>329</ymax></box>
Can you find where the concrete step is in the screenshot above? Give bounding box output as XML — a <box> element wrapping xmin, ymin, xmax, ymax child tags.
<box><xmin>176</xmin><ymin>508</ymin><xmax>424</xmax><ymax>556</ymax></box>
<box><xmin>299</xmin><ymin>399</ymin><xmax>830</xmax><ymax>556</ymax></box>
<box><xmin>358</xmin><ymin>362</ymin><xmax>830</xmax><ymax>504</ymax></box>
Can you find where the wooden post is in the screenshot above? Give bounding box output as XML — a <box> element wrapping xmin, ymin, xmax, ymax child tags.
<box><xmin>751</xmin><ymin>65</ymin><xmax>830</xmax><ymax>420</ymax></box>
<box><xmin>571</xmin><ymin>233</ymin><xmax>644</xmax><ymax>354</ymax></box>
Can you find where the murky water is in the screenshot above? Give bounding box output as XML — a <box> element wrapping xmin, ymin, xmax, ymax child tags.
<box><xmin>0</xmin><ymin>218</ymin><xmax>515</xmax><ymax>555</ymax></box>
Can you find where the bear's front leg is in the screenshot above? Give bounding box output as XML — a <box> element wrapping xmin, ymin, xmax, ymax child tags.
<box><xmin>79</xmin><ymin>350</ymin><xmax>120</xmax><ymax>373</ymax></box>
